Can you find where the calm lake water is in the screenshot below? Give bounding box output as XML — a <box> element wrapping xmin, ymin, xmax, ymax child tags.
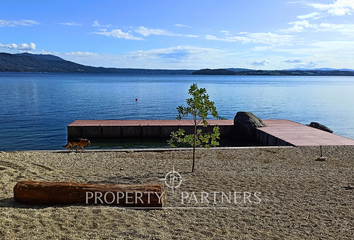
<box><xmin>1</xmin><ymin>72</ymin><xmax>354</xmax><ymax>151</ymax></box>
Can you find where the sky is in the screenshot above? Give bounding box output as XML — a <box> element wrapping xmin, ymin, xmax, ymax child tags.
<box><xmin>1</xmin><ymin>0</ymin><xmax>354</xmax><ymax>70</ymax></box>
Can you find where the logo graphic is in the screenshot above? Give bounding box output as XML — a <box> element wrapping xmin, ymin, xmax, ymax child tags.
<box><xmin>160</xmin><ymin>166</ymin><xmax>187</xmax><ymax>193</ymax></box>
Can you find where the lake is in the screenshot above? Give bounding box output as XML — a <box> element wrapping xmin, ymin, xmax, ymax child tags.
<box><xmin>1</xmin><ymin>72</ymin><xmax>354</xmax><ymax>151</ymax></box>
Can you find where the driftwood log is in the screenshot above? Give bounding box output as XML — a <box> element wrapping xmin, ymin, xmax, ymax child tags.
<box><xmin>14</xmin><ymin>180</ymin><xmax>165</xmax><ymax>209</ymax></box>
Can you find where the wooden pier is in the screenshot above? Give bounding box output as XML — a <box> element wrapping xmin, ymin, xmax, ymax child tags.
<box><xmin>67</xmin><ymin>119</ymin><xmax>354</xmax><ymax>147</ymax></box>
<box><xmin>67</xmin><ymin>119</ymin><xmax>234</xmax><ymax>138</ymax></box>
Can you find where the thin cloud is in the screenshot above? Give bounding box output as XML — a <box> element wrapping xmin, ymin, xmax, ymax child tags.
<box><xmin>128</xmin><ymin>46</ymin><xmax>209</xmax><ymax>57</ymax></box>
<box><xmin>298</xmin><ymin>0</ymin><xmax>354</xmax><ymax>19</ymax></box>
<box><xmin>18</xmin><ymin>43</ymin><xmax>36</xmax><ymax>50</ymax></box>
<box><xmin>280</xmin><ymin>20</ymin><xmax>354</xmax><ymax>36</ymax></box>
<box><xmin>205</xmin><ymin>34</ymin><xmax>249</xmax><ymax>42</ymax></box>
<box><xmin>127</xmin><ymin>46</ymin><xmax>224</xmax><ymax>63</ymax></box>
<box><xmin>297</xmin><ymin>12</ymin><xmax>321</xmax><ymax>19</ymax></box>
<box><xmin>0</xmin><ymin>43</ymin><xmax>17</xmax><ymax>49</ymax></box>
<box><xmin>283</xmin><ymin>59</ymin><xmax>302</xmax><ymax>63</ymax></box>
<box><xmin>93</xmin><ymin>21</ymin><xmax>113</xmax><ymax>28</ymax></box>
<box><xmin>65</xmin><ymin>51</ymin><xmax>98</xmax><ymax>56</ymax></box>
<box><xmin>298</xmin><ymin>61</ymin><xmax>317</xmax><ymax>68</ymax></box>
<box><xmin>135</xmin><ymin>26</ymin><xmax>198</xmax><ymax>38</ymax></box>
<box><xmin>175</xmin><ymin>24</ymin><xmax>191</xmax><ymax>28</ymax></box>
<box><xmin>0</xmin><ymin>42</ymin><xmax>36</xmax><ymax>50</ymax></box>
<box><xmin>135</xmin><ymin>26</ymin><xmax>172</xmax><ymax>36</ymax></box>
<box><xmin>282</xmin><ymin>59</ymin><xmax>317</xmax><ymax>68</ymax></box>
<box><xmin>253</xmin><ymin>46</ymin><xmax>272</xmax><ymax>51</ymax></box>
<box><xmin>51</xmin><ymin>46</ymin><xmax>228</xmax><ymax>69</ymax></box>
<box><xmin>220</xmin><ymin>30</ymin><xmax>231</xmax><ymax>36</ymax></box>
<box><xmin>0</xmin><ymin>20</ymin><xmax>39</xmax><ymax>27</ymax></box>
<box><xmin>280</xmin><ymin>20</ymin><xmax>311</xmax><ymax>33</ymax></box>
<box><xmin>93</xmin><ymin>29</ymin><xmax>144</xmax><ymax>40</ymax></box>
<box><xmin>205</xmin><ymin>32</ymin><xmax>294</xmax><ymax>46</ymax></box>
<box><xmin>157</xmin><ymin>49</ymin><xmax>190</xmax><ymax>63</ymax></box>
<box><xmin>249</xmin><ymin>60</ymin><xmax>271</xmax><ymax>66</ymax></box>
<box><xmin>308</xmin><ymin>0</ymin><xmax>354</xmax><ymax>16</ymax></box>
<box><xmin>59</xmin><ymin>22</ymin><xmax>82</xmax><ymax>26</ymax></box>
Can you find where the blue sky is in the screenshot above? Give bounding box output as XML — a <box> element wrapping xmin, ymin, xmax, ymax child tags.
<box><xmin>1</xmin><ymin>0</ymin><xmax>354</xmax><ymax>69</ymax></box>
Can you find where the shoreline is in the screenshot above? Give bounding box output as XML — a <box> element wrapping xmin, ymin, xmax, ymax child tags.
<box><xmin>1</xmin><ymin>146</ymin><xmax>354</xmax><ymax>239</ymax></box>
<box><xmin>1</xmin><ymin>145</ymin><xmax>293</xmax><ymax>152</ymax></box>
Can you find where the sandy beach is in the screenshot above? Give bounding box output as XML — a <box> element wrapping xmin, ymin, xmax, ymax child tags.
<box><xmin>1</xmin><ymin>146</ymin><xmax>354</xmax><ymax>239</ymax></box>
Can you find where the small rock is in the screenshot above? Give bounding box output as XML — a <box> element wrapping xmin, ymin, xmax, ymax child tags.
<box><xmin>309</xmin><ymin>122</ymin><xmax>333</xmax><ymax>133</ymax></box>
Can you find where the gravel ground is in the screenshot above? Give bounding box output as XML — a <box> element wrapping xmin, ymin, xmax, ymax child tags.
<box><xmin>0</xmin><ymin>146</ymin><xmax>354</xmax><ymax>239</ymax></box>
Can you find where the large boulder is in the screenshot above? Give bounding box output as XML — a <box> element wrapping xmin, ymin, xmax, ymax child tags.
<box><xmin>233</xmin><ymin>112</ymin><xmax>266</xmax><ymax>141</ymax></box>
<box><xmin>309</xmin><ymin>122</ymin><xmax>333</xmax><ymax>133</ymax></box>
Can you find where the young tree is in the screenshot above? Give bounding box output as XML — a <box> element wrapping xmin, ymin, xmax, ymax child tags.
<box><xmin>168</xmin><ymin>83</ymin><xmax>220</xmax><ymax>172</ymax></box>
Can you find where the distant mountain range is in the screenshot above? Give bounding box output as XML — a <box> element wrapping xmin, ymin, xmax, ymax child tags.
<box><xmin>0</xmin><ymin>52</ymin><xmax>194</xmax><ymax>74</ymax></box>
<box><xmin>286</xmin><ymin>68</ymin><xmax>354</xmax><ymax>71</ymax></box>
<box><xmin>193</xmin><ymin>68</ymin><xmax>354</xmax><ymax>76</ymax></box>
<box><xmin>1</xmin><ymin>52</ymin><xmax>354</xmax><ymax>76</ymax></box>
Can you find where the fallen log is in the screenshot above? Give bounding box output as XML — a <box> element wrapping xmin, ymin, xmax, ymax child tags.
<box><xmin>14</xmin><ymin>180</ymin><xmax>165</xmax><ymax>209</ymax></box>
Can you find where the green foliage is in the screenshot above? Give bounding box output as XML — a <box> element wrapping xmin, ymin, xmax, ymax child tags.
<box><xmin>176</xmin><ymin>83</ymin><xmax>218</xmax><ymax>126</ymax></box>
<box><xmin>167</xmin><ymin>126</ymin><xmax>220</xmax><ymax>148</ymax></box>
<box><xmin>168</xmin><ymin>83</ymin><xmax>220</xmax><ymax>172</ymax></box>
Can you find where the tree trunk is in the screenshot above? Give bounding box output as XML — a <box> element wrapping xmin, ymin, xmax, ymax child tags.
<box><xmin>14</xmin><ymin>180</ymin><xmax>165</xmax><ymax>209</ymax></box>
<box><xmin>192</xmin><ymin>115</ymin><xmax>197</xmax><ymax>172</ymax></box>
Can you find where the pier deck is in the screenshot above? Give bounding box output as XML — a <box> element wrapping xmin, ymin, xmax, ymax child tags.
<box><xmin>257</xmin><ymin>120</ymin><xmax>354</xmax><ymax>146</ymax></box>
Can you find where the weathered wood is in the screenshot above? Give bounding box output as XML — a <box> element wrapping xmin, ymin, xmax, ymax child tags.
<box><xmin>14</xmin><ymin>180</ymin><xmax>165</xmax><ymax>209</ymax></box>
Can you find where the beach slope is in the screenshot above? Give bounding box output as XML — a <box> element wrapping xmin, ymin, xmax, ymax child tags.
<box><xmin>0</xmin><ymin>147</ymin><xmax>353</xmax><ymax>239</ymax></box>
